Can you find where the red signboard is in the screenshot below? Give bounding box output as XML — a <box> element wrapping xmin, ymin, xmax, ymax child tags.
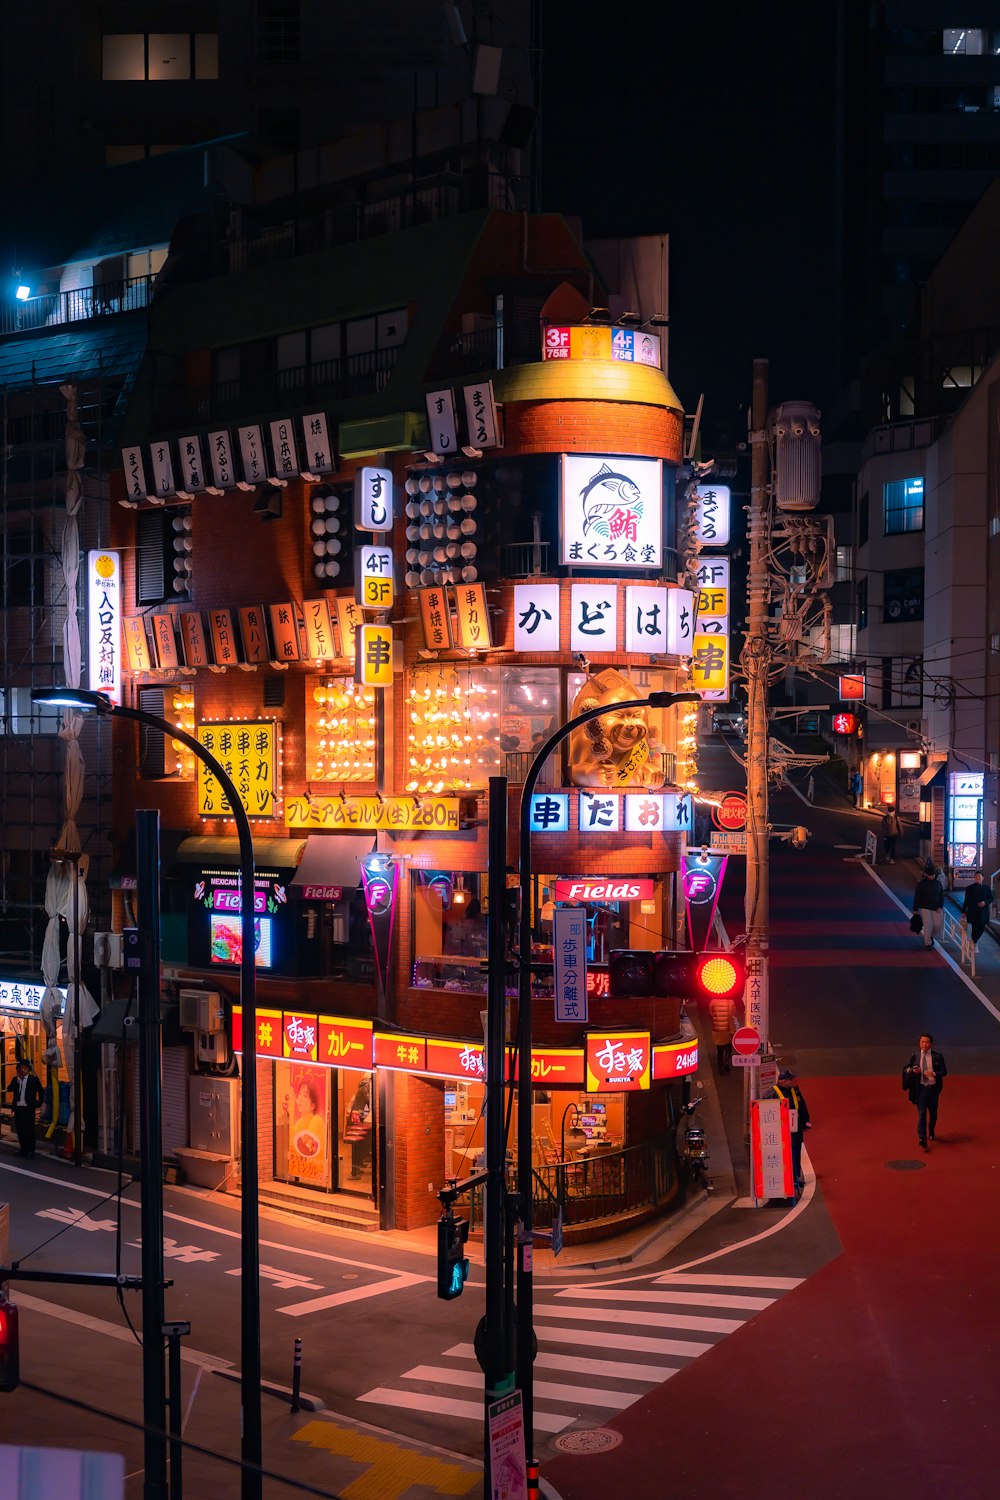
<box><xmin>425</xmin><ymin>1037</ymin><xmax>486</xmax><ymax>1081</ymax></box>
<box><xmin>317</xmin><ymin>1017</ymin><xmax>373</xmax><ymax>1069</ymax></box>
<box><xmin>529</xmin><ymin>1048</ymin><xmax>585</xmax><ymax>1088</ymax></box>
<box><xmin>839</xmin><ymin>674</ymin><xmax>865</xmax><ymax>701</ymax></box>
<box><xmin>554</xmin><ymin>878</ymin><xmax>655</xmax><ymax>903</ymax></box>
<box><xmin>652</xmin><ymin>1040</ymin><xmax>700</xmax><ymax>1080</ymax></box>
<box><xmin>298</xmin><ymin>884</ymin><xmax>344</xmax><ymax>902</ymax></box>
<box><xmin>585</xmin><ymin>1029</ymin><xmax>651</xmax><ymax>1092</ymax></box>
<box><xmin>374</xmin><ymin>1032</ymin><xmax>427</xmax><ymax>1073</ymax></box>
<box><xmin>254</xmin><ymin>1009</ymin><xmax>283</xmax><ymax>1057</ymax></box>
<box><xmin>832</xmin><ymin>712</ymin><xmax>858</xmax><ymax>735</ymax></box>
<box><xmin>586</xmin><ymin>967</ymin><xmax>609</xmax><ymax>999</ymax></box>
<box><xmin>713</xmin><ymin>792</ymin><xmax>748</xmax><ymax>831</ymax></box>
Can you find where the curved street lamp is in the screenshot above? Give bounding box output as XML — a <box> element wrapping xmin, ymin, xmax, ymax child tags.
<box><xmin>514</xmin><ymin>689</ymin><xmax>700</xmax><ymax>1470</ymax></box>
<box><xmin>32</xmin><ymin>686</ymin><xmax>263</xmax><ymax>1500</ymax></box>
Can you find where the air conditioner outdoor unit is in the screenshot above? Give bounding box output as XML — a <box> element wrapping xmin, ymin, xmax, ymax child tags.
<box><xmin>179</xmin><ymin>989</ymin><xmax>224</xmax><ymax>1033</ymax></box>
<box><xmin>93</xmin><ymin>932</ymin><xmax>124</xmax><ymax>969</ymax></box>
<box><xmin>906</xmin><ymin>720</ymin><xmax>921</xmax><ymax>734</ymax></box>
<box><xmin>198</xmin><ymin>1031</ymin><xmax>229</xmax><ymax>1066</ymax></box>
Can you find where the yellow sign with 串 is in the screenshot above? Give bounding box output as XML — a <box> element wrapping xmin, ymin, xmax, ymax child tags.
<box><xmin>691</xmin><ymin>632</ymin><xmax>730</xmax><ymax>695</ymax></box>
<box><xmin>355</xmin><ymin>623</ymin><xmax>393</xmax><ymax>687</ymax></box>
<box><xmin>197</xmin><ymin>720</ymin><xmax>277</xmax><ymax>819</ymax></box>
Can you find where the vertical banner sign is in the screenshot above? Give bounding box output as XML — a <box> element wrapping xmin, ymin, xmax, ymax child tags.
<box><xmin>121</xmin><ymin>446</ymin><xmax>147</xmax><ymax>502</ymax></box>
<box><xmin>354</xmin><ymin>467</ymin><xmax>393</xmax><ymax>531</ymax></box>
<box><xmin>553</xmin><ymin>906</ymin><xmax>588</xmax><ymax>1023</ymax></box>
<box><xmin>681</xmin><ymin>850</ymin><xmax>728</xmax><ymax>951</ymax></box>
<box><xmin>691</xmin><ymin>627</ymin><xmax>730</xmax><ymax>697</ymax></box>
<box><xmin>269</xmin><ymin>602</ymin><xmax>301</xmax><ymax>662</ymax></box>
<box><xmin>666</xmin><ymin>587</ymin><xmax>694</xmax><ymax>656</ymax></box>
<box><xmin>462</xmin><ymin>381</ymin><xmax>499</xmax><ymax>449</ymax></box>
<box><xmin>355</xmin><ymin>623</ymin><xmax>394</xmax><ymax>687</ymax></box>
<box><xmin>208</xmin><ymin>608</ymin><xmax>239</xmax><ymax>667</ymax></box>
<box><xmin>745</xmin><ymin>952</ymin><xmax>767</xmax><ymax>1037</ymax></box>
<box><xmin>208</xmin><ymin>430</ymin><xmax>236</xmax><ymax>489</ymax></box>
<box><xmin>625</xmin><ymin>585</ymin><xmax>668</xmax><ymax>654</ymax></box>
<box><xmin>362</xmin><ymin>860</ymin><xmax>399</xmax><ymax>998</ymax></box>
<box><xmin>513</xmin><ymin>581</ymin><xmax>560</xmax><ymax>652</ymax></box>
<box><xmin>302</xmin><ymin>598</ymin><xmax>335</xmax><ymax>660</ymax></box>
<box><xmin>238</xmin><ymin>606</ymin><xmax>269</xmax><ymax>664</ymax></box>
<box><xmin>149</xmin><ymin>440</ymin><xmax>176</xmax><ymax>499</ymax></box>
<box><xmin>87</xmin><ymin>551</ymin><xmax>122</xmax><ymax>704</ymax></box>
<box><xmin>355</xmin><ymin>543</ymin><xmax>395</xmax><ymax>610</ymax></box>
<box><xmin>424</xmin><ymin>389</ymin><xmax>459</xmax><ymax>456</ymax></box>
<box><xmin>750</xmin><ymin>1096</ymin><xmax>793</xmax><ymax>1200</ymax></box>
<box><xmin>335</xmin><ymin>596</ymin><xmax>361</xmax><ymax>658</ymax></box>
<box><xmin>268</xmin><ymin>418</ymin><xmax>299</xmax><ymax>481</ymax></box>
<box><xmin>179</xmin><ymin>611</ymin><xmax>209</xmax><ymax>668</ymax></box>
<box><xmin>418</xmin><ymin>586</ymin><xmax>454</xmax><ymax>649</ymax></box>
<box><xmin>301</xmin><ymin>413</ymin><xmax>335</xmax><ymax>477</ymax></box>
<box><xmin>151</xmin><ymin>614</ymin><xmax>178</xmax><ymax>670</ymax></box>
<box><xmin>453</xmin><ymin>583</ymin><xmax>492</xmax><ymax>649</ymax></box>
<box><xmin>238</xmin><ymin>425</ymin><xmax>266</xmax><ymax>485</ymax></box>
<box><xmin>694</xmin><ymin>484</ymin><xmax>731</xmax><ymax>547</ymax></box>
<box><xmin>178</xmin><ymin>436</ymin><xmax>205</xmax><ymax>493</ymax></box>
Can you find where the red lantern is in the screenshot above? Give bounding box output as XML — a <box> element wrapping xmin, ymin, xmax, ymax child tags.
<box><xmin>833</xmin><ymin>712</ymin><xmax>858</xmax><ymax>735</ymax></box>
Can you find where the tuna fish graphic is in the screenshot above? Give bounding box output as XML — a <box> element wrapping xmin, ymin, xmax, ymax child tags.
<box><xmin>579</xmin><ymin>462</ymin><xmax>643</xmax><ymax>537</ymax></box>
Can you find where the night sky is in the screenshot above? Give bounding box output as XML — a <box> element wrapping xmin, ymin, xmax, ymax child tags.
<box><xmin>542</xmin><ymin>2</ymin><xmax>841</xmax><ymax>450</ymax></box>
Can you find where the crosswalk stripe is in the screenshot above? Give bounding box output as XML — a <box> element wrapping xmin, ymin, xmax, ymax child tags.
<box><xmin>654</xmin><ymin>1273</ymin><xmax>804</xmax><ymax>1289</ymax></box>
<box><xmin>557</xmin><ymin>1287</ymin><xmax>775</xmax><ymax>1312</ymax></box>
<box><xmin>537</xmin><ymin>1324</ymin><xmax>711</xmax><ymax>1359</ymax></box>
<box><xmin>357</xmin><ymin>1387</ymin><xmax>573</xmax><ymax>1433</ymax></box>
<box><xmin>400</xmin><ymin>1365</ymin><xmax>633</xmax><ymax>1411</ymax></box>
<box><xmin>445</xmin><ymin>1343</ymin><xmax>680</xmax><ymax>1383</ymax></box>
<box><xmin>535</xmin><ymin>1303</ymin><xmax>743</xmax><ymax>1335</ymax></box>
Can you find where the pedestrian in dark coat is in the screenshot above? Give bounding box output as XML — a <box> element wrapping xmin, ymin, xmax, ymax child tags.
<box><xmin>902</xmin><ymin>1032</ymin><xmax>947</xmax><ymax>1150</ymax></box>
<box><xmin>880</xmin><ymin>807</ymin><xmax>902</xmax><ymax>863</ymax></box>
<box><xmin>6</xmin><ymin>1058</ymin><xmax>44</xmax><ymax>1157</ymax></box>
<box><xmin>771</xmin><ymin>1070</ymin><xmax>811</xmax><ymax>1193</ymax></box>
<box><xmin>913</xmin><ymin>862</ymin><xmax>945</xmax><ymax>949</ymax></box>
<box><xmin>962</xmin><ymin>872</ymin><xmax>993</xmax><ymax>944</ymax></box>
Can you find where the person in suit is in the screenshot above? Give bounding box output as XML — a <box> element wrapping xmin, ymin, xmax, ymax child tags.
<box><xmin>902</xmin><ymin>1033</ymin><xmax>947</xmax><ymax>1151</ymax></box>
<box><xmin>7</xmin><ymin>1058</ymin><xmax>44</xmax><ymax>1157</ymax></box>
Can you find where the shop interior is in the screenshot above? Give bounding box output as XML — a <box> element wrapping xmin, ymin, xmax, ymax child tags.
<box><xmin>272</xmin><ymin>1060</ymin><xmax>374</xmax><ymax>1195</ymax></box>
<box><xmin>444</xmin><ymin>1076</ymin><xmax>627</xmax><ymax>1180</ymax></box>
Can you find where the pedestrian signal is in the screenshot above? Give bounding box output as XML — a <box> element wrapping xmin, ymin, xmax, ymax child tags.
<box><xmin>437</xmin><ymin>1214</ymin><xmax>471</xmax><ymax>1301</ymax></box>
<box><xmin>0</xmin><ymin>1297</ymin><xmax>19</xmax><ymax>1392</ymax></box>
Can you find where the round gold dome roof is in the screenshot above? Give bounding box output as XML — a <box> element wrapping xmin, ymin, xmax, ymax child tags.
<box><xmin>492</xmin><ymin>359</ymin><xmax>684</xmax><ymax>414</ymax></box>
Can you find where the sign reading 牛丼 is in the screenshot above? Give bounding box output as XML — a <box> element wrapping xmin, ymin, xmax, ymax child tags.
<box><xmin>553</xmin><ymin>906</ymin><xmax>588</xmax><ymax>1023</ymax></box>
<box><xmin>87</xmin><ymin>551</ymin><xmax>122</xmax><ymax>704</ymax></box>
<box><xmin>197</xmin><ymin>720</ymin><xmax>277</xmax><ymax>819</ymax></box>
<box><xmin>560</xmin><ymin>454</ymin><xmax>662</xmax><ymax>570</ymax></box>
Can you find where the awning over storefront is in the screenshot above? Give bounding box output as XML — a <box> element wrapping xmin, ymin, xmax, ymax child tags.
<box><xmin>290</xmin><ymin>834</ymin><xmax>375</xmax><ymax>899</ymax></box>
<box><xmin>173</xmin><ymin>835</ymin><xmax>307</xmax><ymax>871</ymax></box>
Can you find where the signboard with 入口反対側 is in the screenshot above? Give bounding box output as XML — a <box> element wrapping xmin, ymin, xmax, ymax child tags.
<box><xmin>560</xmin><ymin>454</ymin><xmax>662</xmax><ymax>570</ymax></box>
<box><xmin>285</xmin><ymin>794</ymin><xmax>460</xmax><ymax>832</ymax></box>
<box><xmin>553</xmin><ymin>906</ymin><xmax>588</xmax><ymax>1023</ymax></box>
<box><xmin>87</xmin><ymin>550</ymin><xmax>122</xmax><ymax>703</ymax></box>
<box><xmin>196</xmin><ymin>720</ymin><xmax>277</xmax><ymax>819</ymax></box>
<box><xmin>585</xmin><ymin>1030</ymin><xmax>651</xmax><ymax>1092</ymax></box>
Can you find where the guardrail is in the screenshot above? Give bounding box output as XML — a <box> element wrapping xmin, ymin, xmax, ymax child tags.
<box><xmin>864</xmin><ymin>830</ymin><xmax>878</xmax><ymax>866</ymax></box>
<box><xmin>941</xmin><ymin>906</ymin><xmax>977</xmax><ymax>977</ymax></box>
<box><xmin>1</xmin><ymin>275</ymin><xmax>156</xmax><ymax>336</ymax></box>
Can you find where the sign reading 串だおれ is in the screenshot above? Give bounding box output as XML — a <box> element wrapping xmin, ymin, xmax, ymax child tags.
<box><xmin>559</xmin><ymin>454</ymin><xmax>662</xmax><ymax>570</ymax></box>
<box><xmin>197</xmin><ymin>720</ymin><xmax>277</xmax><ymax>819</ymax></box>
<box><xmin>553</xmin><ymin>906</ymin><xmax>588</xmax><ymax>1023</ymax></box>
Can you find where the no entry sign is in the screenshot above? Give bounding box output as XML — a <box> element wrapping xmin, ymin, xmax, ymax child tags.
<box><xmin>732</xmin><ymin>1026</ymin><xmax>761</xmax><ymax>1056</ymax></box>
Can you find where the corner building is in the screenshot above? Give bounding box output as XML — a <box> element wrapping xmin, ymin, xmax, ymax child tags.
<box><xmin>109</xmin><ymin>206</ymin><xmax>703</xmax><ymax>1238</ymax></box>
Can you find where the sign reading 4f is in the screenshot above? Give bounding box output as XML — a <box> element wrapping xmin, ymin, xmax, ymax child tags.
<box><xmin>356</xmin><ymin>544</ymin><xmax>394</xmax><ymax>611</ymax></box>
<box><xmin>354</xmin><ymin>467</ymin><xmax>393</xmax><ymax>531</ymax></box>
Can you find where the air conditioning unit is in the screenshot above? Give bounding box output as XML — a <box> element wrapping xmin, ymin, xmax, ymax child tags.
<box><xmin>179</xmin><ymin>989</ymin><xmax>224</xmax><ymax>1033</ymax></box>
<box><xmin>198</xmin><ymin>1031</ymin><xmax>229</xmax><ymax>1066</ymax></box>
<box><xmin>906</xmin><ymin>720</ymin><xmax>921</xmax><ymax>734</ymax></box>
<box><xmin>93</xmin><ymin>932</ymin><xmax>124</xmax><ymax>969</ymax></box>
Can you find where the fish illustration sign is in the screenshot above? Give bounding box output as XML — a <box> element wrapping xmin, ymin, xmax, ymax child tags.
<box><xmin>560</xmin><ymin>454</ymin><xmax>662</xmax><ymax>570</ymax></box>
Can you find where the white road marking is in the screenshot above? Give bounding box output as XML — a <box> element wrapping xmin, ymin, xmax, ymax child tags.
<box><xmin>535</xmin><ymin>1303</ymin><xmax>743</xmax><ymax>1335</ymax></box>
<box><xmin>228</xmin><ymin>1264</ymin><xmax>323</xmax><ymax>1292</ymax></box>
<box><xmin>556</xmin><ymin>1287</ymin><xmax>775</xmax><ymax>1312</ymax></box>
<box><xmin>36</xmin><ymin>1206</ymin><xmax>117</xmax><ymax>1232</ymax></box>
<box><xmin>444</xmin><ymin>1342</ymin><xmax>679</xmax><ymax>1383</ymax></box>
<box><xmin>357</xmin><ymin>1387</ymin><xmax>573</xmax><ymax>1433</ymax></box>
<box><xmin>277</xmin><ymin>1272</ymin><xmax>424</xmax><ymax>1316</ymax></box>
<box><xmin>654</xmin><ymin>1272</ymin><xmax>804</xmax><ymax>1289</ymax></box>
<box><xmin>402</xmin><ymin>1364</ymin><xmax>634</xmax><ymax>1410</ymax></box>
<box><xmin>14</xmin><ymin>1292</ymin><xmax>233</xmax><ymax>1370</ymax></box>
<box><xmin>536</xmin><ymin>1324</ymin><xmax>711</xmax><ymax>1358</ymax></box>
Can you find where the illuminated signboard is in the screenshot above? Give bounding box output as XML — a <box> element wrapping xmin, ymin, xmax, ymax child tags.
<box><xmin>87</xmin><ymin>551</ymin><xmax>122</xmax><ymax>704</ymax></box>
<box><xmin>693</xmin><ymin>484</ymin><xmax>731</xmax><ymax>547</ymax></box>
<box><xmin>0</xmin><ymin>978</ymin><xmax>65</xmax><ymax>1015</ymax></box>
<box><xmin>355</xmin><ymin>623</ymin><xmax>394</xmax><ymax>687</ymax></box>
<box><xmin>585</xmin><ymin>1030</ymin><xmax>652</xmax><ymax>1092</ymax></box>
<box><xmin>559</xmin><ymin>454</ymin><xmax>662</xmax><ymax>570</ymax></box>
<box><xmin>691</xmin><ymin>628</ymin><xmax>730</xmax><ymax>696</ymax></box>
<box><xmin>286</xmin><ymin>794</ymin><xmax>460</xmax><ymax>832</ymax></box>
<box><xmin>542</xmin><ymin>326</ymin><xmax>661</xmax><ymax>368</ymax></box>
<box><xmin>554</xmin><ymin>878</ymin><xmax>655</xmax><ymax>902</ymax></box>
<box><xmin>453</xmin><ymin>583</ymin><xmax>492</xmax><ymax>650</ymax></box>
<box><xmin>197</xmin><ymin>720</ymin><xmax>277</xmax><ymax>819</ymax></box>
<box><xmin>418</xmin><ymin>586</ymin><xmax>453</xmax><ymax>650</ymax></box>
<box><xmin>210</xmin><ymin>912</ymin><xmax>273</xmax><ymax>968</ymax></box>
<box><xmin>354</xmin><ymin>466</ymin><xmax>393</xmax><ymax>531</ymax></box>
<box><xmin>839</xmin><ymin>674</ymin><xmax>865</xmax><ymax>701</ymax></box>
<box><xmin>832</xmin><ymin>712</ymin><xmax>858</xmax><ymax>735</ymax></box>
<box><xmin>356</xmin><ymin>543</ymin><xmax>395</xmax><ymax>611</ymax></box>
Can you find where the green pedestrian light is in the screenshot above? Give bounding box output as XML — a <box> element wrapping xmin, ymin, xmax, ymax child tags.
<box><xmin>437</xmin><ymin>1213</ymin><xmax>471</xmax><ymax>1300</ymax></box>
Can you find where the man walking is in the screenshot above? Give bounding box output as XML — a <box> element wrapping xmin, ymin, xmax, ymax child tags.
<box><xmin>7</xmin><ymin>1058</ymin><xmax>44</xmax><ymax>1157</ymax></box>
<box><xmin>913</xmin><ymin>861</ymin><xmax>945</xmax><ymax>949</ymax></box>
<box><xmin>962</xmin><ymin>871</ymin><xmax>993</xmax><ymax>944</ymax></box>
<box><xmin>881</xmin><ymin>805</ymin><xmax>902</xmax><ymax>863</ymax></box>
<box><xmin>902</xmin><ymin>1033</ymin><xmax>947</xmax><ymax>1150</ymax></box>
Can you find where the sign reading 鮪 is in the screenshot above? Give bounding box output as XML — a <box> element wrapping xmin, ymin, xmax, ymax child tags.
<box><xmin>559</xmin><ymin>454</ymin><xmax>662</xmax><ymax>570</ymax></box>
<box><xmin>197</xmin><ymin>720</ymin><xmax>277</xmax><ymax>819</ymax></box>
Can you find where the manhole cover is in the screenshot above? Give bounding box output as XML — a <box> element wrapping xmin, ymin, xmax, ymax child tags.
<box><xmin>554</xmin><ymin>1429</ymin><xmax>623</xmax><ymax>1456</ymax></box>
<box><xmin>885</xmin><ymin>1159</ymin><xmax>926</xmax><ymax>1171</ymax></box>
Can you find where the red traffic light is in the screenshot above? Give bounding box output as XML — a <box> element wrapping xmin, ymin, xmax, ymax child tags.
<box><xmin>0</xmin><ymin>1297</ymin><xmax>19</xmax><ymax>1392</ymax></box>
<box><xmin>694</xmin><ymin>952</ymin><xmax>744</xmax><ymax>999</ymax></box>
<box><xmin>609</xmin><ymin>949</ymin><xmax>745</xmax><ymax>1002</ymax></box>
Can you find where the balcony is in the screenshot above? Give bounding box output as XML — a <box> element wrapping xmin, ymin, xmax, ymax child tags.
<box><xmin>155</xmin><ymin>347</ymin><xmax>401</xmax><ymax>429</ymax></box>
<box><xmin>1</xmin><ymin>275</ymin><xmax>157</xmax><ymax>337</ymax></box>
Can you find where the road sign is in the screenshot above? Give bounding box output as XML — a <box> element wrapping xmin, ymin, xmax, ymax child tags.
<box><xmin>710</xmin><ymin>831</ymin><xmax>747</xmax><ymax>854</ymax></box>
<box><xmin>732</xmin><ymin>1026</ymin><xmax>761</xmax><ymax>1056</ymax></box>
<box><xmin>731</xmin><ymin>1052</ymin><xmax>761</xmax><ymax>1067</ymax></box>
<box><xmin>713</xmin><ymin>791</ymin><xmax>748</xmax><ymax>831</ymax></box>
<box><xmin>758</xmin><ymin>1053</ymin><xmax>779</xmax><ymax>1094</ymax></box>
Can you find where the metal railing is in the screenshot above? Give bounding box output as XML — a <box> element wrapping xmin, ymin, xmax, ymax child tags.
<box><xmin>159</xmin><ymin>347</ymin><xmax>400</xmax><ymax>427</ymax></box>
<box><xmin>941</xmin><ymin>906</ymin><xmax>977</xmax><ymax>977</ymax></box>
<box><xmin>1</xmin><ymin>275</ymin><xmax>157</xmax><ymax>336</ymax></box>
<box><xmin>501</xmin><ymin>541</ymin><xmax>551</xmax><ymax>578</ymax></box>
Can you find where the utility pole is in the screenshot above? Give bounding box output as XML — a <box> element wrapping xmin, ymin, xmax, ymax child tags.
<box><xmin>744</xmin><ymin>359</ymin><xmax>772</xmax><ymax>1072</ymax></box>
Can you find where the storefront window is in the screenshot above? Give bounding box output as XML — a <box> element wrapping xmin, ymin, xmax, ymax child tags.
<box><xmin>307</xmin><ymin>678</ymin><xmax>376</xmax><ymax>782</ymax></box>
<box><xmin>412</xmin><ymin>870</ymin><xmax>488</xmax><ymax>991</ymax></box>
<box><xmin>406</xmin><ymin>665</ymin><xmax>501</xmax><ymax>791</ymax></box>
<box><xmin>339</xmin><ymin>1068</ymin><xmax>374</xmax><ymax>1191</ymax></box>
<box><xmin>531</xmin><ymin>874</ymin><xmax>670</xmax><ymax>995</ymax></box>
<box><xmin>274</xmin><ymin>1060</ymin><xmax>334</xmax><ymax>1189</ymax></box>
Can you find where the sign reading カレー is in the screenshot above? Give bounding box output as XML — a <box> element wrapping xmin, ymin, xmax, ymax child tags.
<box><xmin>554</xmin><ymin>878</ymin><xmax>654</xmax><ymax>902</ymax></box>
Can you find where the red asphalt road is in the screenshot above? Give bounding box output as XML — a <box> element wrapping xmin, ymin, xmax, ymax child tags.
<box><xmin>544</xmin><ymin>1075</ymin><xmax>1000</xmax><ymax>1500</ymax></box>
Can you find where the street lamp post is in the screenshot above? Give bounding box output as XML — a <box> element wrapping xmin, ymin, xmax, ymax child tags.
<box><xmin>515</xmin><ymin>689</ymin><xmax>699</xmax><ymax>1475</ymax></box>
<box><xmin>31</xmin><ymin>687</ymin><xmax>263</xmax><ymax>1500</ymax></box>
<box><xmin>49</xmin><ymin>845</ymin><xmax>83</xmax><ymax>1167</ymax></box>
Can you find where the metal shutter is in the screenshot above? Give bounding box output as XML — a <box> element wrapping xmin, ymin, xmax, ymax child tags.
<box><xmin>136</xmin><ymin>510</ymin><xmax>167</xmax><ymax>604</ymax></box>
<box><xmin>138</xmin><ymin>687</ymin><xmax>167</xmax><ymax>778</ymax></box>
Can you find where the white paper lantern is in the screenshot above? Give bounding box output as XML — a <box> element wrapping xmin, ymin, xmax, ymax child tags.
<box><xmin>446</xmin><ymin>471</ymin><xmax>463</xmax><ymax>489</ymax></box>
<box><xmin>420</xmin><ymin>568</ymin><xmax>435</xmax><ymax>584</ymax></box>
<box><xmin>433</xmin><ymin>546</ymin><xmax>447</xmax><ymax>563</ymax></box>
<box><xmin>461</xmin><ymin>493</ymin><xmax>477</xmax><ymax>512</ymax></box>
<box><xmin>461</xmin><ymin>541</ymin><xmax>477</xmax><ymax>558</ymax></box>
<box><xmin>405</xmin><ymin>570</ymin><xmax>420</xmax><ymax>586</ymax></box>
<box><xmin>313</xmin><ymin>540</ymin><xmax>327</xmax><ymax>557</ymax></box>
<box><xmin>311</xmin><ymin>496</ymin><xmax>327</xmax><ymax>515</ymax></box>
<box><xmin>324</xmin><ymin>517</ymin><xmax>340</xmax><ymax>534</ymax></box>
<box><xmin>172</xmin><ymin>577</ymin><xmax>187</xmax><ymax>592</ymax></box>
<box><xmin>324</xmin><ymin>493</ymin><xmax>340</xmax><ymax>513</ymax></box>
<box><xmin>406</xmin><ymin>524</ymin><xmax>420</xmax><ymax>541</ymax></box>
<box><xmin>447</xmin><ymin>523</ymin><xmax>461</xmax><ymax>540</ymax></box>
<box><xmin>405</xmin><ymin>547</ymin><xmax>419</xmax><ymax>563</ymax></box>
<box><xmin>462</xmin><ymin>470</ymin><xmax>477</xmax><ymax>488</ymax></box>
<box><xmin>460</xmin><ymin>516</ymin><xmax>477</xmax><ymax>535</ymax></box>
<box><xmin>405</xmin><ymin>477</ymin><xmax>419</xmax><ymax>495</ymax></box>
<box><xmin>446</xmin><ymin>543</ymin><xmax>459</xmax><ymax>559</ymax></box>
<box><xmin>433</xmin><ymin>523</ymin><xmax>445</xmax><ymax>539</ymax></box>
<box><xmin>325</xmin><ymin>539</ymin><xmax>341</xmax><ymax>555</ymax></box>
<box><xmin>405</xmin><ymin>501</ymin><xmax>420</xmax><ymax>519</ymax></box>
<box><xmin>172</xmin><ymin>516</ymin><xmax>186</xmax><ymax>532</ymax></box>
<box><xmin>418</xmin><ymin>475</ymin><xmax>432</xmax><ymax>493</ymax></box>
<box><xmin>462</xmin><ymin>565</ymin><xmax>478</xmax><ymax>582</ymax></box>
<box><xmin>311</xmin><ymin>518</ymin><xmax>326</xmax><ymax>536</ymax></box>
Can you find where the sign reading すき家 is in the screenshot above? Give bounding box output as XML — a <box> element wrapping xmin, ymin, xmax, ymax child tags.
<box><xmin>585</xmin><ymin>1030</ymin><xmax>651</xmax><ymax>1092</ymax></box>
<box><xmin>559</xmin><ymin>454</ymin><xmax>662</xmax><ymax>570</ymax></box>
<box><xmin>197</xmin><ymin>720</ymin><xmax>277</xmax><ymax>819</ymax></box>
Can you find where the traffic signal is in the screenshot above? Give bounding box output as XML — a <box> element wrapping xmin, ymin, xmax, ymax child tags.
<box><xmin>609</xmin><ymin>949</ymin><xmax>744</xmax><ymax>1003</ymax></box>
<box><xmin>0</xmin><ymin>1297</ymin><xmax>19</xmax><ymax>1391</ymax></box>
<box><xmin>437</xmin><ymin>1213</ymin><xmax>470</xmax><ymax>1300</ymax></box>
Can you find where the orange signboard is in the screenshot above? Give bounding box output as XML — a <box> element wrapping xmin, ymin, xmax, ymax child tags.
<box><xmin>425</xmin><ymin>1037</ymin><xmax>486</xmax><ymax>1081</ymax></box>
<box><xmin>585</xmin><ymin>1029</ymin><xmax>651</xmax><ymax>1092</ymax></box>
<box><xmin>318</xmin><ymin>1017</ymin><xmax>373</xmax><ymax>1068</ymax></box>
<box><xmin>122</xmin><ymin>615</ymin><xmax>152</xmax><ymax>672</ymax></box>
<box><xmin>374</xmin><ymin>1032</ymin><xmax>427</xmax><ymax>1072</ymax></box>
